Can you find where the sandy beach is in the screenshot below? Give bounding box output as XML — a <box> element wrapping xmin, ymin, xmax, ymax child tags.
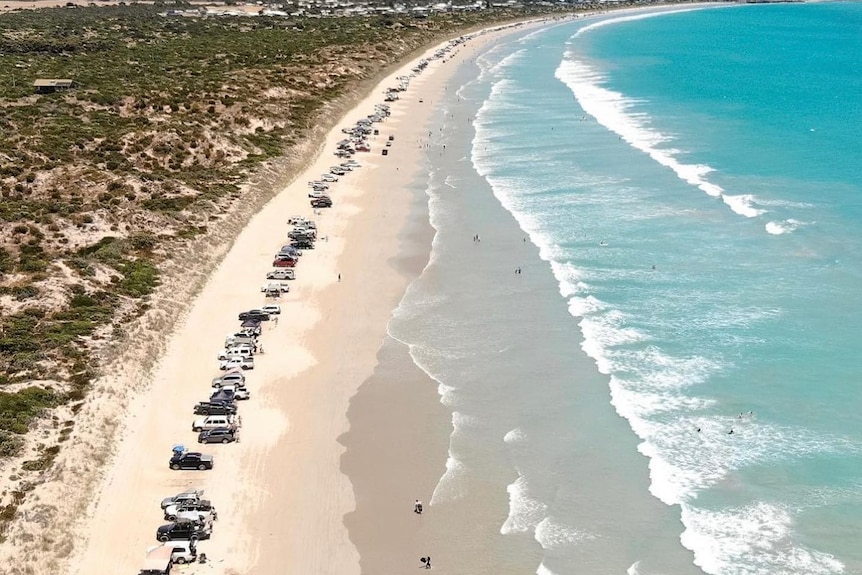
<box><xmin>14</xmin><ymin>20</ymin><xmax>553</xmax><ymax>575</ymax></box>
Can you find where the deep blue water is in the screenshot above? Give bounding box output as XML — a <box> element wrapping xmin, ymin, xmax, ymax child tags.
<box><xmin>394</xmin><ymin>5</ymin><xmax>862</xmax><ymax>575</ymax></box>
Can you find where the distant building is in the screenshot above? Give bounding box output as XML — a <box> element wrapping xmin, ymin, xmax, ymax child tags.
<box><xmin>33</xmin><ymin>79</ymin><xmax>76</xmax><ymax>94</ymax></box>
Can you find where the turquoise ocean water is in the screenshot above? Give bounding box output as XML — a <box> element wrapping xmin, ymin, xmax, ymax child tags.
<box><xmin>389</xmin><ymin>4</ymin><xmax>862</xmax><ymax>574</ymax></box>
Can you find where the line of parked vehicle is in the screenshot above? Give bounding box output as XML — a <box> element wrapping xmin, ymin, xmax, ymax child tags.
<box><xmin>135</xmin><ymin>46</ymin><xmax>467</xmax><ymax>572</ymax></box>
<box><xmin>140</xmin><ymin>273</ymin><xmax>287</xmax><ymax>572</ymax></box>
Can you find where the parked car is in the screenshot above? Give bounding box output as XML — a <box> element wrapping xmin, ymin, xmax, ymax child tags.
<box><xmin>192</xmin><ymin>414</ymin><xmax>238</xmax><ymax>433</ymax></box>
<box><xmin>238</xmin><ymin>310</ymin><xmax>270</xmax><ymax>321</ymax></box>
<box><xmin>164</xmin><ymin>499</ymin><xmax>217</xmax><ymax>522</ymax></box>
<box><xmin>290</xmin><ymin>240</ymin><xmax>312</xmax><ymax>251</ymax></box>
<box><xmin>272</xmin><ymin>257</ymin><xmax>297</xmax><ymax>268</ymax></box>
<box><xmin>216</xmin><ymin>345</ymin><xmax>254</xmax><ymax>360</ymax></box>
<box><xmin>267</xmin><ymin>269</ymin><xmax>295</xmax><ymax>280</ymax></box>
<box><xmin>211</xmin><ymin>385</ymin><xmax>249</xmax><ymax>401</ymax></box>
<box><xmin>198</xmin><ymin>427</ymin><xmax>239</xmax><ymax>444</ymax></box>
<box><xmin>308</xmin><ymin>190</ymin><xmax>328</xmax><ymax>199</ymax></box>
<box><xmin>160</xmin><ymin>489</ymin><xmax>204</xmax><ymax>510</ymax></box>
<box><xmin>343</xmin><ymin>160</ymin><xmax>361</xmax><ymax>169</ymax></box>
<box><xmin>261</xmin><ymin>304</ymin><xmax>281</xmax><ymax>315</ymax></box>
<box><xmin>147</xmin><ymin>541</ymin><xmax>198</xmax><ymax>565</ymax></box>
<box><xmin>311</xmin><ymin>197</ymin><xmax>332</xmax><ymax>208</ymax></box>
<box><xmin>261</xmin><ymin>282</ymin><xmax>289</xmax><ymax>295</ymax></box>
<box><xmin>193</xmin><ymin>401</ymin><xmax>237</xmax><ymax>416</ymax></box>
<box><xmin>156</xmin><ymin>518</ymin><xmax>212</xmax><ymax>542</ymax></box>
<box><xmin>219</xmin><ymin>356</ymin><xmax>254</xmax><ymax>371</ymax></box>
<box><xmin>169</xmin><ymin>452</ymin><xmax>214</xmax><ymax>471</ymax></box>
<box><xmin>290</xmin><ymin>230</ymin><xmax>314</xmax><ymax>240</ymax></box>
<box><xmin>212</xmin><ymin>370</ymin><xmax>246</xmax><ymax>388</ymax></box>
<box><xmin>330</xmin><ymin>167</ymin><xmax>346</xmax><ymax>176</ymax></box>
<box><xmin>321</xmin><ymin>173</ymin><xmax>338</xmax><ymax>182</ymax></box>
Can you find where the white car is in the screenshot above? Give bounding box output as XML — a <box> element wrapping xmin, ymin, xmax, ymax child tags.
<box><xmin>343</xmin><ymin>160</ymin><xmax>361</xmax><ymax>169</ymax></box>
<box><xmin>212</xmin><ymin>370</ymin><xmax>246</xmax><ymax>388</ymax></box>
<box><xmin>147</xmin><ymin>541</ymin><xmax>198</xmax><ymax>565</ymax></box>
<box><xmin>338</xmin><ymin>163</ymin><xmax>353</xmax><ymax>171</ymax></box>
<box><xmin>262</xmin><ymin>304</ymin><xmax>281</xmax><ymax>315</ymax></box>
<box><xmin>219</xmin><ymin>356</ymin><xmax>254</xmax><ymax>371</ymax></box>
<box><xmin>192</xmin><ymin>414</ymin><xmax>238</xmax><ymax>432</ymax></box>
<box><xmin>330</xmin><ymin>167</ymin><xmax>346</xmax><ymax>176</ymax></box>
<box><xmin>321</xmin><ymin>173</ymin><xmax>338</xmax><ymax>182</ymax></box>
<box><xmin>216</xmin><ymin>345</ymin><xmax>254</xmax><ymax>360</ymax></box>
<box><xmin>308</xmin><ymin>190</ymin><xmax>328</xmax><ymax>199</ymax></box>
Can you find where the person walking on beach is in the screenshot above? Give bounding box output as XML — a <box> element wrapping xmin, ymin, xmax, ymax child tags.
<box><xmin>420</xmin><ymin>557</ymin><xmax>432</xmax><ymax>569</ymax></box>
<box><xmin>414</xmin><ymin>500</ymin><xmax>423</xmax><ymax>514</ymax></box>
<box><xmin>338</xmin><ymin>273</ymin><xmax>341</xmax><ymax>282</ymax></box>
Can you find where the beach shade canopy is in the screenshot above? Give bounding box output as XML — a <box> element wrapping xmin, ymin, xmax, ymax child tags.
<box><xmin>172</xmin><ymin>444</ymin><xmax>186</xmax><ymax>455</ymax></box>
<box><xmin>241</xmin><ymin>319</ymin><xmax>261</xmax><ymax>328</ymax></box>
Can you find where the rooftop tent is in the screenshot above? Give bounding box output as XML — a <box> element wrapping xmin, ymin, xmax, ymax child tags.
<box><xmin>240</xmin><ymin>319</ymin><xmax>261</xmax><ymax>328</ymax></box>
<box><xmin>141</xmin><ymin>545</ymin><xmax>173</xmax><ymax>574</ymax></box>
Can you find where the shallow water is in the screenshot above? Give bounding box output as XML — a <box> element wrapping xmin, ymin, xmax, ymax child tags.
<box><xmin>391</xmin><ymin>5</ymin><xmax>862</xmax><ymax>574</ymax></box>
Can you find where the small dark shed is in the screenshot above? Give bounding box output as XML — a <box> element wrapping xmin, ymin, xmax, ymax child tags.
<box><xmin>33</xmin><ymin>79</ymin><xmax>76</xmax><ymax>94</ymax></box>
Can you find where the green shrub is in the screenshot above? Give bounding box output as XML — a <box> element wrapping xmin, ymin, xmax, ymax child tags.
<box><xmin>0</xmin><ymin>387</ymin><xmax>59</xmax><ymax>435</ymax></box>
<box><xmin>117</xmin><ymin>259</ymin><xmax>159</xmax><ymax>297</ymax></box>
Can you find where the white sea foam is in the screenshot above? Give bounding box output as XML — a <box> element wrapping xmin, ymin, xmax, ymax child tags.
<box><xmin>567</xmin><ymin>294</ymin><xmax>606</xmax><ymax>317</ymax></box>
<box><xmin>765</xmin><ymin>219</ymin><xmax>809</xmax><ymax>235</ymax></box>
<box><xmin>555</xmin><ymin>51</ymin><xmax>778</xmax><ymax>225</ymax></box>
<box><xmin>500</xmin><ymin>475</ymin><xmax>548</xmax><ymax>535</ymax></box>
<box><xmin>627</xmin><ymin>561</ymin><xmax>643</xmax><ymax>575</ymax></box>
<box><xmin>534</xmin><ymin>516</ymin><xmax>593</xmax><ymax>550</ymax></box>
<box><xmin>536</xmin><ymin>562</ymin><xmax>560</xmax><ymax>575</ymax></box>
<box><xmin>430</xmin><ymin>455</ymin><xmax>469</xmax><ymax>505</ymax></box>
<box><xmin>503</xmin><ymin>426</ymin><xmax>527</xmax><ymax>445</ymax></box>
<box><xmin>573</xmin><ymin>7</ymin><xmax>703</xmax><ymax>38</ymax></box>
<box><xmin>722</xmin><ymin>194</ymin><xmax>767</xmax><ymax>218</ymax></box>
<box><xmin>680</xmin><ymin>502</ymin><xmax>846</xmax><ymax>575</ymax></box>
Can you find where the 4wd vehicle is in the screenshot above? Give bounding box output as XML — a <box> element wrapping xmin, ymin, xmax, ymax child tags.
<box><xmin>219</xmin><ymin>356</ymin><xmax>254</xmax><ymax>371</ymax></box>
<box><xmin>147</xmin><ymin>541</ymin><xmax>198</xmax><ymax>565</ymax></box>
<box><xmin>320</xmin><ymin>173</ymin><xmax>338</xmax><ymax>182</ymax></box>
<box><xmin>211</xmin><ymin>385</ymin><xmax>249</xmax><ymax>402</ymax></box>
<box><xmin>217</xmin><ymin>345</ymin><xmax>254</xmax><ymax>361</ymax></box>
<box><xmin>238</xmin><ymin>310</ymin><xmax>270</xmax><ymax>321</ymax></box>
<box><xmin>148</xmin><ymin>541</ymin><xmax>198</xmax><ymax>565</ymax></box>
<box><xmin>261</xmin><ymin>283</ymin><xmax>289</xmax><ymax>295</ymax></box>
<box><xmin>266</xmin><ymin>269</ymin><xmax>295</xmax><ymax>280</ymax></box>
<box><xmin>311</xmin><ymin>197</ymin><xmax>332</xmax><ymax>208</ymax></box>
<box><xmin>161</xmin><ymin>489</ymin><xmax>204</xmax><ymax>510</ymax></box>
<box><xmin>164</xmin><ymin>499</ymin><xmax>217</xmax><ymax>522</ymax></box>
<box><xmin>193</xmin><ymin>402</ymin><xmax>237</xmax><ymax>416</ymax></box>
<box><xmin>192</xmin><ymin>414</ymin><xmax>237</xmax><ymax>433</ymax></box>
<box><xmin>156</xmin><ymin>519</ymin><xmax>212</xmax><ymax>542</ymax></box>
<box><xmin>330</xmin><ymin>167</ymin><xmax>346</xmax><ymax>176</ymax></box>
<box><xmin>291</xmin><ymin>240</ymin><xmax>314</xmax><ymax>250</ymax></box>
<box><xmin>169</xmin><ymin>452</ymin><xmax>214</xmax><ymax>471</ymax></box>
<box><xmin>198</xmin><ymin>427</ymin><xmax>240</xmax><ymax>444</ymax></box>
<box><xmin>212</xmin><ymin>370</ymin><xmax>246</xmax><ymax>388</ymax></box>
<box><xmin>272</xmin><ymin>256</ymin><xmax>297</xmax><ymax>268</ymax></box>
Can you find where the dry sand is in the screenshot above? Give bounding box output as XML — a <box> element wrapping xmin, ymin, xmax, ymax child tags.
<box><xmin>44</xmin><ymin>20</ymin><xmax>553</xmax><ymax>575</ymax></box>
